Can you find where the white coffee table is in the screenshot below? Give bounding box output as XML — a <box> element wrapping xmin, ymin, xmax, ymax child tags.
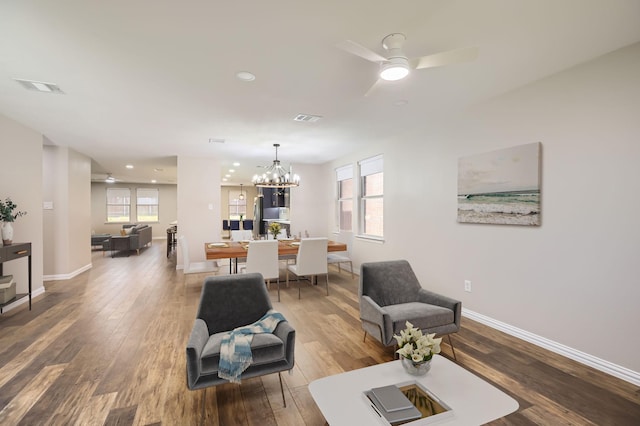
<box><xmin>309</xmin><ymin>355</ymin><xmax>518</xmax><ymax>425</ymax></box>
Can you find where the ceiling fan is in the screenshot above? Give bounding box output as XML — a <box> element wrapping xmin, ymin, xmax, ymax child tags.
<box><xmin>104</xmin><ymin>173</ymin><xmax>120</xmax><ymax>183</ymax></box>
<box><xmin>336</xmin><ymin>33</ymin><xmax>478</xmax><ymax>96</ymax></box>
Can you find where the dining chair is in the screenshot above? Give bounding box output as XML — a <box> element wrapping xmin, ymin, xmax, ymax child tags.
<box><xmin>242</xmin><ymin>240</ymin><xmax>281</xmax><ymax>301</ymax></box>
<box><xmin>230</xmin><ymin>230</ymin><xmax>245</xmax><ymax>241</ymax></box>
<box><xmin>327</xmin><ymin>252</ymin><xmax>355</xmax><ymax>279</ymax></box>
<box><xmin>178</xmin><ymin>236</ymin><xmax>218</xmax><ymax>284</ymax></box>
<box><xmin>230</xmin><ymin>230</ymin><xmax>252</xmax><ymax>272</ymax></box>
<box><xmin>286</xmin><ymin>237</ymin><xmax>329</xmax><ymax>299</ymax></box>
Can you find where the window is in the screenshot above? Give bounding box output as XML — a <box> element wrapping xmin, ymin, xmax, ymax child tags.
<box><xmin>228</xmin><ymin>189</ymin><xmax>247</xmax><ymax>220</ymax></box>
<box><xmin>336</xmin><ymin>165</ymin><xmax>353</xmax><ymax>232</ymax></box>
<box><xmin>106</xmin><ymin>188</ymin><xmax>131</xmax><ymax>223</ymax></box>
<box><xmin>136</xmin><ymin>188</ymin><xmax>159</xmax><ymax>222</ymax></box>
<box><xmin>359</xmin><ymin>155</ymin><xmax>383</xmax><ymax>238</ymax></box>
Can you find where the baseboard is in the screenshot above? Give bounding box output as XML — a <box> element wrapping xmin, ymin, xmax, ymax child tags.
<box><xmin>43</xmin><ymin>263</ymin><xmax>92</xmax><ymax>281</ymax></box>
<box><xmin>1</xmin><ymin>286</ymin><xmax>45</xmax><ymax>313</ymax></box>
<box><xmin>462</xmin><ymin>308</ymin><xmax>640</xmax><ymax>386</ymax></box>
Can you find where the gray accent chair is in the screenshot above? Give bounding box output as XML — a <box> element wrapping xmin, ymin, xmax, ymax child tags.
<box><xmin>359</xmin><ymin>260</ymin><xmax>462</xmax><ymax>360</ymax></box>
<box><xmin>186</xmin><ymin>273</ymin><xmax>295</xmax><ymax>405</ymax></box>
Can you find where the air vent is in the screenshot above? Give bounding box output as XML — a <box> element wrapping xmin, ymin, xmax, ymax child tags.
<box><xmin>14</xmin><ymin>78</ymin><xmax>63</xmax><ymax>93</ymax></box>
<box><xmin>293</xmin><ymin>114</ymin><xmax>322</xmax><ymax>123</ymax></box>
<box><xmin>209</xmin><ymin>138</ymin><xmax>226</xmax><ymax>144</ymax></box>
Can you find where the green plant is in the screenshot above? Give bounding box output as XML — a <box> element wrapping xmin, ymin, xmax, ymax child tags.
<box><xmin>268</xmin><ymin>222</ymin><xmax>282</xmax><ymax>239</ymax></box>
<box><xmin>394</xmin><ymin>321</ymin><xmax>442</xmax><ymax>363</ymax></box>
<box><xmin>0</xmin><ymin>198</ymin><xmax>27</xmax><ymax>222</ymax></box>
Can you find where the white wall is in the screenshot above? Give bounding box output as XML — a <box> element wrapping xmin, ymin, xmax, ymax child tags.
<box><xmin>176</xmin><ymin>156</ymin><xmax>221</xmax><ymax>268</ymax></box>
<box><xmin>321</xmin><ymin>43</ymin><xmax>640</xmax><ymax>377</ymax></box>
<box><xmin>289</xmin><ymin>163</ymin><xmax>329</xmax><ymax>238</ymax></box>
<box><xmin>43</xmin><ymin>145</ymin><xmax>92</xmax><ymax>278</ymax></box>
<box><xmin>0</xmin><ymin>113</ymin><xmax>44</xmax><ymax>303</ymax></box>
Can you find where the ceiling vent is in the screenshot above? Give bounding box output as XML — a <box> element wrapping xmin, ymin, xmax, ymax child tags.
<box><xmin>14</xmin><ymin>78</ymin><xmax>63</xmax><ymax>93</ymax></box>
<box><xmin>293</xmin><ymin>114</ymin><xmax>322</xmax><ymax>123</ymax></box>
<box><xmin>208</xmin><ymin>138</ymin><xmax>226</xmax><ymax>144</ymax></box>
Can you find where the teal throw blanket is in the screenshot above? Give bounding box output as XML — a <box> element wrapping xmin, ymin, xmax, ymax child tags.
<box><xmin>218</xmin><ymin>310</ymin><xmax>286</xmax><ymax>383</ymax></box>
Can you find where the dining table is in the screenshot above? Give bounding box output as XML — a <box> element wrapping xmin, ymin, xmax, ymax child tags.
<box><xmin>204</xmin><ymin>239</ymin><xmax>348</xmax><ymax>274</ymax></box>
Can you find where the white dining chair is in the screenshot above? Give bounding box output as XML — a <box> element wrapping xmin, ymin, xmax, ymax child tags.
<box><xmin>286</xmin><ymin>237</ymin><xmax>329</xmax><ymax>299</ymax></box>
<box><xmin>230</xmin><ymin>230</ymin><xmax>252</xmax><ymax>271</ymax></box>
<box><xmin>327</xmin><ymin>252</ymin><xmax>355</xmax><ymax>279</ymax></box>
<box><xmin>242</xmin><ymin>240</ymin><xmax>281</xmax><ymax>301</ymax></box>
<box><xmin>231</xmin><ymin>230</ymin><xmax>252</xmax><ymax>241</ymax></box>
<box><xmin>178</xmin><ymin>235</ymin><xmax>218</xmax><ymax>284</ymax></box>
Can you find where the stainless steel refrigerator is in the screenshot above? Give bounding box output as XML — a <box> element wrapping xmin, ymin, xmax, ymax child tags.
<box><xmin>252</xmin><ymin>195</ymin><xmax>266</xmax><ymax>239</ymax></box>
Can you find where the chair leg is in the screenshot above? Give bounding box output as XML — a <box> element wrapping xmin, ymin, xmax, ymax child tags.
<box><xmin>278</xmin><ymin>372</ymin><xmax>286</xmax><ymax>407</ymax></box>
<box><xmin>325</xmin><ymin>274</ymin><xmax>329</xmax><ymax>296</ymax></box>
<box><xmin>349</xmin><ymin>261</ymin><xmax>354</xmax><ymax>279</ymax></box>
<box><xmin>277</xmin><ymin>277</ymin><xmax>280</xmax><ymax>302</ymax></box>
<box><xmin>363</xmin><ymin>331</ymin><xmax>367</xmax><ymax>342</ymax></box>
<box><xmin>446</xmin><ymin>334</ymin><xmax>457</xmax><ymax>361</ymax></box>
<box><xmin>298</xmin><ymin>275</ymin><xmax>302</xmax><ymax>299</ymax></box>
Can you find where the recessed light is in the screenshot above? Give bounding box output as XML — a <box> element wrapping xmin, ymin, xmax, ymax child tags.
<box><xmin>236</xmin><ymin>71</ymin><xmax>256</xmax><ymax>82</ymax></box>
<box><xmin>154</xmin><ymin>168</ymin><xmax>164</xmax><ymax>172</ymax></box>
<box><xmin>223</xmin><ymin>178</ymin><xmax>228</xmax><ymax>182</ymax></box>
<box><xmin>225</xmin><ymin>174</ymin><xmax>231</xmax><ymax>178</ymax></box>
<box><xmin>229</xmin><ymin>169</ymin><xmax>235</xmax><ymax>173</ymax></box>
<box><xmin>126</xmin><ymin>164</ymin><xmax>134</xmax><ymax>169</ymax></box>
<box><xmin>233</xmin><ymin>162</ymin><xmax>240</xmax><ymax>167</ymax></box>
<box><xmin>151</xmin><ymin>179</ymin><xmax>157</xmax><ymax>183</ymax></box>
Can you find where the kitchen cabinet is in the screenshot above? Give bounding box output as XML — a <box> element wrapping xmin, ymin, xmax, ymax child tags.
<box><xmin>261</xmin><ymin>188</ymin><xmax>290</xmax><ymax>207</ymax></box>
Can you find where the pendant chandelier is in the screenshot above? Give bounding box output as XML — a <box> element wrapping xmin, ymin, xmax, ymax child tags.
<box><xmin>253</xmin><ymin>143</ymin><xmax>300</xmax><ymax>188</ymax></box>
<box><xmin>239</xmin><ymin>184</ymin><xmax>245</xmax><ymax>200</ymax></box>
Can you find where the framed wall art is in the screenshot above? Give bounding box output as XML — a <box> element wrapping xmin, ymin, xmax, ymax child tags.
<box><xmin>458</xmin><ymin>142</ymin><xmax>541</xmax><ymax>226</ymax></box>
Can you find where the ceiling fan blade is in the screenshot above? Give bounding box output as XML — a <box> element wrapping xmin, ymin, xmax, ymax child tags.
<box><xmin>336</xmin><ymin>39</ymin><xmax>388</xmax><ymax>63</ymax></box>
<box><xmin>363</xmin><ymin>78</ymin><xmax>384</xmax><ymax>97</ymax></box>
<box><xmin>412</xmin><ymin>46</ymin><xmax>478</xmax><ymax>70</ymax></box>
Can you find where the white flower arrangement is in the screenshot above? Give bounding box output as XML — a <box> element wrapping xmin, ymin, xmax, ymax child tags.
<box><xmin>394</xmin><ymin>321</ymin><xmax>442</xmax><ymax>363</ymax></box>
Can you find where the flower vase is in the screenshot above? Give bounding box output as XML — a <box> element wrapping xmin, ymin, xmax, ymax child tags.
<box><xmin>2</xmin><ymin>222</ymin><xmax>14</xmax><ymax>245</ymax></box>
<box><xmin>401</xmin><ymin>357</ymin><xmax>432</xmax><ymax>376</ymax></box>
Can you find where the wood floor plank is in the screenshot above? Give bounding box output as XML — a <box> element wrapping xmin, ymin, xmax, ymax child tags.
<box><xmin>0</xmin><ymin>242</ymin><xmax>638</xmax><ymax>425</ymax></box>
<box><xmin>73</xmin><ymin>392</ymin><xmax>118</xmax><ymax>426</ymax></box>
<box><xmin>0</xmin><ymin>364</ymin><xmax>66</xmax><ymax>425</ymax></box>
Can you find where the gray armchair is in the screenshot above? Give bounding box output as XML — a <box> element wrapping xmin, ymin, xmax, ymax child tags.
<box><xmin>186</xmin><ymin>273</ymin><xmax>295</xmax><ymax>405</ymax></box>
<box><xmin>359</xmin><ymin>260</ymin><xmax>461</xmax><ymax>359</ymax></box>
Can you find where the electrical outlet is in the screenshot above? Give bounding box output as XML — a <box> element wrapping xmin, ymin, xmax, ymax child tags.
<box><xmin>464</xmin><ymin>280</ymin><xmax>472</xmax><ymax>292</ymax></box>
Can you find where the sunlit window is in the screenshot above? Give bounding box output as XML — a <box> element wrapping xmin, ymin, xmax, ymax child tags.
<box><xmin>336</xmin><ymin>165</ymin><xmax>353</xmax><ymax>232</ymax></box>
<box><xmin>359</xmin><ymin>155</ymin><xmax>383</xmax><ymax>238</ymax></box>
<box><xmin>106</xmin><ymin>188</ymin><xmax>131</xmax><ymax>223</ymax></box>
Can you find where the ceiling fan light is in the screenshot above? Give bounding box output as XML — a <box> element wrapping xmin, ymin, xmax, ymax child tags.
<box><xmin>380</xmin><ymin>62</ymin><xmax>410</xmax><ymax>81</ymax></box>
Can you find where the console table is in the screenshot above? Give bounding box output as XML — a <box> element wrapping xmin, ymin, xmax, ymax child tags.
<box><xmin>0</xmin><ymin>242</ymin><xmax>32</xmax><ymax>314</ymax></box>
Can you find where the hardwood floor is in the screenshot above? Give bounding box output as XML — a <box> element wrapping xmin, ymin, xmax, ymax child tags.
<box><xmin>1</xmin><ymin>242</ymin><xmax>639</xmax><ymax>425</ymax></box>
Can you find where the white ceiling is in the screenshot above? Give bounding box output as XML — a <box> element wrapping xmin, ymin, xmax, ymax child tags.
<box><xmin>1</xmin><ymin>1</ymin><xmax>639</xmax><ymax>185</ymax></box>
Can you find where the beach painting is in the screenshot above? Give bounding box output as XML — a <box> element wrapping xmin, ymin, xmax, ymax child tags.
<box><xmin>458</xmin><ymin>142</ymin><xmax>541</xmax><ymax>226</ymax></box>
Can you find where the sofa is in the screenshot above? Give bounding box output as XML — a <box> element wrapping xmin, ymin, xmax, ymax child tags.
<box><xmin>102</xmin><ymin>224</ymin><xmax>153</xmax><ymax>255</ymax></box>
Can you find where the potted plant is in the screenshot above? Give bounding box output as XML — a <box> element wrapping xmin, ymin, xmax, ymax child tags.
<box><xmin>0</xmin><ymin>197</ymin><xmax>27</xmax><ymax>245</ymax></box>
<box><xmin>394</xmin><ymin>321</ymin><xmax>442</xmax><ymax>376</ymax></box>
<box><xmin>268</xmin><ymin>222</ymin><xmax>282</xmax><ymax>240</ymax></box>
